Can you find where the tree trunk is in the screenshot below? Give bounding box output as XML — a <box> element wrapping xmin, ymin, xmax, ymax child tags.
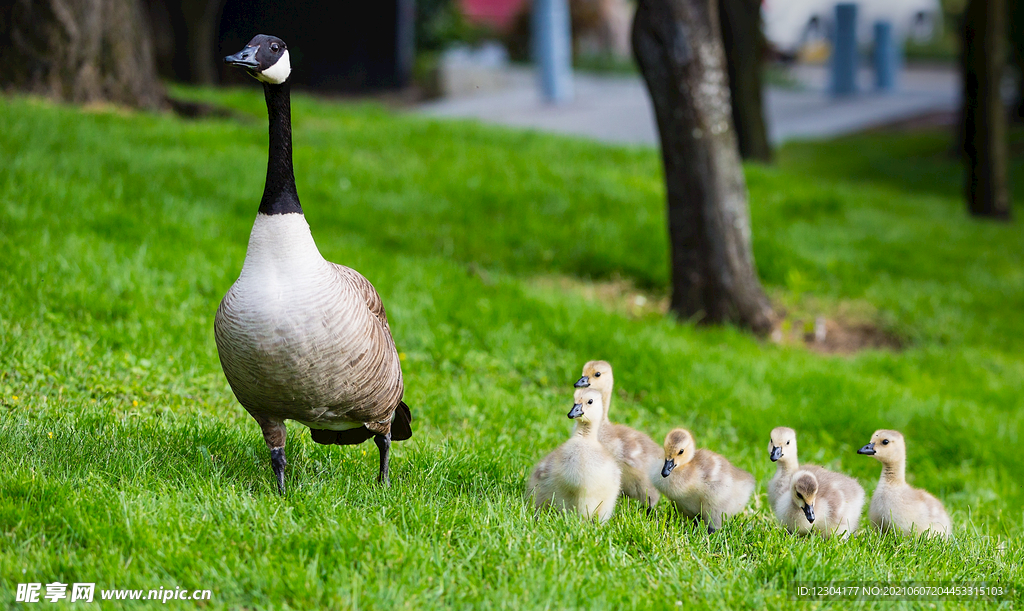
<box><xmin>719</xmin><ymin>0</ymin><xmax>771</xmax><ymax>162</ymax></box>
<box><xmin>0</xmin><ymin>0</ymin><xmax>165</xmax><ymax>109</ymax></box>
<box><xmin>961</xmin><ymin>0</ymin><xmax>1012</xmax><ymax>219</ymax></box>
<box><xmin>632</xmin><ymin>0</ymin><xmax>774</xmax><ymax>333</ymax></box>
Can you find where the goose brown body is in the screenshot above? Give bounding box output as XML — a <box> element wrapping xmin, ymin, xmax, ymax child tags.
<box><xmin>215</xmin><ymin>214</ymin><xmax>404</xmax><ymax>433</ymax></box>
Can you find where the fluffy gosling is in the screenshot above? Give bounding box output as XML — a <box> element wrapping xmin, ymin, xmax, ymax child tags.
<box><xmin>527</xmin><ymin>388</ymin><xmax>622</xmax><ymax>523</ymax></box>
<box><xmin>857</xmin><ymin>429</ymin><xmax>951</xmax><ymax>539</ymax></box>
<box><xmin>768</xmin><ymin>427</ymin><xmax>865</xmax><ymax>539</ymax></box>
<box><xmin>574</xmin><ymin>360</ymin><xmax>662</xmax><ymax>507</ymax></box>
<box><xmin>779</xmin><ymin>468</ymin><xmax>866</xmax><ymax>539</ymax></box>
<box><xmin>655</xmin><ymin>429</ymin><xmax>755</xmax><ymax>532</ymax></box>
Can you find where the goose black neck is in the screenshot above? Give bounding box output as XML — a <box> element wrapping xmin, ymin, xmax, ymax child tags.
<box><xmin>259</xmin><ymin>81</ymin><xmax>302</xmax><ymax>216</ymax></box>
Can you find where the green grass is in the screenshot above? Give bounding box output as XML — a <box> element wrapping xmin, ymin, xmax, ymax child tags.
<box><xmin>1</xmin><ymin>87</ymin><xmax>1022</xmax><ymax>609</ymax></box>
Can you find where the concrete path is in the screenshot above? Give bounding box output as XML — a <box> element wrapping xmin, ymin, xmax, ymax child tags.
<box><xmin>415</xmin><ymin>63</ymin><xmax>959</xmax><ymax>146</ymax></box>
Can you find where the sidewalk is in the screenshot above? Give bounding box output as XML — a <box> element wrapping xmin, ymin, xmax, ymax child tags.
<box><xmin>415</xmin><ymin>63</ymin><xmax>960</xmax><ymax>146</ymax></box>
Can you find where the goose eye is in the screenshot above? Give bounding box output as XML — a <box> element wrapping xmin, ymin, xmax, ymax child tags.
<box><xmin>882</xmin><ymin>439</ymin><xmax>889</xmax><ymax>445</ymax></box>
<box><xmin>587</xmin><ymin>399</ymin><xmax>593</xmax><ymax>404</ymax></box>
<box><xmin>786</xmin><ymin>440</ymin><xmax>791</xmax><ymax>445</ymax></box>
<box><xmin>270</xmin><ymin>43</ymin><xmax>280</xmax><ymax>52</ymax></box>
<box><xmin>594</xmin><ymin>372</ymin><xmax>601</xmax><ymax>377</ymax></box>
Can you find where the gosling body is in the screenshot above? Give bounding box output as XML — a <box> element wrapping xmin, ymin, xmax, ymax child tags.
<box><xmin>528</xmin><ymin>388</ymin><xmax>622</xmax><ymax>523</ymax></box>
<box><xmin>574</xmin><ymin>360</ymin><xmax>662</xmax><ymax>507</ymax></box>
<box><xmin>776</xmin><ymin>467</ymin><xmax>865</xmax><ymax>539</ymax></box>
<box><xmin>656</xmin><ymin>429</ymin><xmax>755</xmax><ymax>532</ymax></box>
<box><xmin>858</xmin><ymin>430</ymin><xmax>951</xmax><ymax>539</ymax></box>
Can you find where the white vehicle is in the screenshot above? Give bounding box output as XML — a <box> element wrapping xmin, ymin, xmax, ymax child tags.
<box><xmin>761</xmin><ymin>0</ymin><xmax>942</xmax><ymax>57</ymax></box>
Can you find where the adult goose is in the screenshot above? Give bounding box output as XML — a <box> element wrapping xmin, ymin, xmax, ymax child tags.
<box><xmin>215</xmin><ymin>35</ymin><xmax>412</xmax><ymax>493</ymax></box>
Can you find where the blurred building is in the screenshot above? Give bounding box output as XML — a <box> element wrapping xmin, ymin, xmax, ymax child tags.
<box><xmin>144</xmin><ymin>0</ymin><xmax>415</xmax><ymax>91</ymax></box>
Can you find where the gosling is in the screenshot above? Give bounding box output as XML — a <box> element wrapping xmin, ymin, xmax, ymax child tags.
<box><xmin>778</xmin><ymin>469</ymin><xmax>866</xmax><ymax>539</ymax></box>
<box><xmin>527</xmin><ymin>388</ymin><xmax>623</xmax><ymax>523</ymax></box>
<box><xmin>768</xmin><ymin>427</ymin><xmax>865</xmax><ymax>539</ymax></box>
<box><xmin>655</xmin><ymin>429</ymin><xmax>755</xmax><ymax>533</ymax></box>
<box><xmin>857</xmin><ymin>429</ymin><xmax>951</xmax><ymax>539</ymax></box>
<box><xmin>574</xmin><ymin>360</ymin><xmax>662</xmax><ymax>507</ymax></box>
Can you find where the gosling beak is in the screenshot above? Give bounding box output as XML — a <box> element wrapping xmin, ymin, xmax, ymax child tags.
<box><xmin>567</xmin><ymin>403</ymin><xmax>584</xmax><ymax>419</ymax></box>
<box><xmin>224</xmin><ymin>46</ymin><xmax>259</xmax><ymax>69</ymax></box>
<box><xmin>574</xmin><ymin>376</ymin><xmax>590</xmax><ymax>388</ymax></box>
<box><xmin>857</xmin><ymin>442</ymin><xmax>876</xmax><ymax>455</ymax></box>
<box><xmin>661</xmin><ymin>459</ymin><xmax>676</xmax><ymax>478</ymax></box>
<box><xmin>769</xmin><ymin>445</ymin><xmax>782</xmax><ymax>462</ymax></box>
<box><xmin>803</xmin><ymin>504</ymin><xmax>815</xmax><ymax>523</ymax></box>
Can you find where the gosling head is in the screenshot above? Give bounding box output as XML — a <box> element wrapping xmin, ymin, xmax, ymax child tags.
<box><xmin>791</xmin><ymin>470</ymin><xmax>818</xmax><ymax>523</ymax></box>
<box><xmin>857</xmin><ymin>429</ymin><xmax>905</xmax><ymax>464</ymax></box>
<box><xmin>568</xmin><ymin>388</ymin><xmax>604</xmax><ymax>424</ymax></box>
<box><xmin>224</xmin><ymin>34</ymin><xmax>292</xmax><ymax>85</ymax></box>
<box><xmin>574</xmin><ymin>360</ymin><xmax>613</xmax><ymax>391</ymax></box>
<box><xmin>768</xmin><ymin>426</ymin><xmax>797</xmax><ymax>463</ymax></box>
<box><xmin>661</xmin><ymin>428</ymin><xmax>695</xmax><ymax>477</ymax></box>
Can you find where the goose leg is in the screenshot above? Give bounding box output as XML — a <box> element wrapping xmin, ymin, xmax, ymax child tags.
<box><xmin>374</xmin><ymin>432</ymin><xmax>391</xmax><ymax>486</ymax></box>
<box><xmin>256</xmin><ymin>416</ymin><xmax>288</xmax><ymax>494</ymax></box>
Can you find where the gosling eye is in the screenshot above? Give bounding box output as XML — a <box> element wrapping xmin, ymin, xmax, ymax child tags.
<box><xmin>786</xmin><ymin>440</ymin><xmax>791</xmax><ymax>445</ymax></box>
<box><xmin>270</xmin><ymin>42</ymin><xmax>280</xmax><ymax>52</ymax></box>
<box><xmin>882</xmin><ymin>439</ymin><xmax>889</xmax><ymax>445</ymax></box>
<box><xmin>677</xmin><ymin>449</ymin><xmax>684</xmax><ymax>455</ymax></box>
<box><xmin>587</xmin><ymin>399</ymin><xmax>593</xmax><ymax>405</ymax></box>
<box><xmin>594</xmin><ymin>372</ymin><xmax>601</xmax><ymax>377</ymax></box>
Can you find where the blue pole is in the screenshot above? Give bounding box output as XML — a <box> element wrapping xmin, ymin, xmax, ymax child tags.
<box><xmin>873</xmin><ymin>20</ymin><xmax>899</xmax><ymax>92</ymax></box>
<box><xmin>831</xmin><ymin>3</ymin><xmax>858</xmax><ymax>97</ymax></box>
<box><xmin>533</xmin><ymin>0</ymin><xmax>574</xmax><ymax>104</ymax></box>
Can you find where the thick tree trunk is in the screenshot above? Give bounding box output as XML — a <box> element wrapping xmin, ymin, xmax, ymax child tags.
<box><xmin>719</xmin><ymin>0</ymin><xmax>771</xmax><ymax>162</ymax></box>
<box><xmin>961</xmin><ymin>0</ymin><xmax>1011</xmax><ymax>219</ymax></box>
<box><xmin>632</xmin><ymin>0</ymin><xmax>774</xmax><ymax>333</ymax></box>
<box><xmin>0</xmin><ymin>0</ymin><xmax>165</xmax><ymax>109</ymax></box>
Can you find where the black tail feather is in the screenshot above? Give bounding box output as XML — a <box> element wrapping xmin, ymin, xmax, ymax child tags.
<box><xmin>391</xmin><ymin>401</ymin><xmax>413</xmax><ymax>441</ymax></box>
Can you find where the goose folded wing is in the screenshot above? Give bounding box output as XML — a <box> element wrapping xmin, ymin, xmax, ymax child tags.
<box><xmin>332</xmin><ymin>263</ymin><xmax>392</xmax><ymax>332</ymax></box>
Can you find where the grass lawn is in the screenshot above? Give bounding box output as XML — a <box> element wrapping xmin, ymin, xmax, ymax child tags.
<box><xmin>1</xmin><ymin>87</ymin><xmax>1022</xmax><ymax>609</ymax></box>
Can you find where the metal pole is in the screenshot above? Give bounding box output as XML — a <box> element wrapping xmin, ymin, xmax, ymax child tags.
<box><xmin>831</xmin><ymin>3</ymin><xmax>858</xmax><ymax>96</ymax></box>
<box><xmin>533</xmin><ymin>0</ymin><xmax>574</xmax><ymax>104</ymax></box>
<box><xmin>873</xmin><ymin>20</ymin><xmax>899</xmax><ymax>91</ymax></box>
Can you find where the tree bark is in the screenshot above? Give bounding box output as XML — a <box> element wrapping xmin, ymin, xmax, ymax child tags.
<box><xmin>0</xmin><ymin>0</ymin><xmax>165</xmax><ymax>109</ymax></box>
<box><xmin>961</xmin><ymin>0</ymin><xmax>1012</xmax><ymax>219</ymax></box>
<box><xmin>632</xmin><ymin>0</ymin><xmax>774</xmax><ymax>333</ymax></box>
<box><xmin>718</xmin><ymin>0</ymin><xmax>771</xmax><ymax>162</ymax></box>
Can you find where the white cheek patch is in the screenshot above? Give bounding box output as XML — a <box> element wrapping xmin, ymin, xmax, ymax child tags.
<box><xmin>257</xmin><ymin>50</ymin><xmax>291</xmax><ymax>84</ymax></box>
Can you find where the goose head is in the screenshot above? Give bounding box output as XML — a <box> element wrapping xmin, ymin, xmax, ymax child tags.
<box><xmin>568</xmin><ymin>388</ymin><xmax>604</xmax><ymax>424</ymax></box>
<box><xmin>661</xmin><ymin>428</ymin><xmax>695</xmax><ymax>477</ymax></box>
<box><xmin>768</xmin><ymin>426</ymin><xmax>797</xmax><ymax>464</ymax></box>
<box><xmin>791</xmin><ymin>470</ymin><xmax>818</xmax><ymax>523</ymax></box>
<box><xmin>574</xmin><ymin>360</ymin><xmax>613</xmax><ymax>391</ymax></box>
<box><xmin>858</xmin><ymin>429</ymin><xmax>905</xmax><ymax>464</ymax></box>
<box><xmin>225</xmin><ymin>35</ymin><xmax>292</xmax><ymax>85</ymax></box>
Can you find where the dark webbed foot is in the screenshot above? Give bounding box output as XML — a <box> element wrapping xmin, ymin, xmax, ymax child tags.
<box><xmin>270</xmin><ymin>447</ymin><xmax>287</xmax><ymax>494</ymax></box>
<box><xmin>374</xmin><ymin>432</ymin><xmax>391</xmax><ymax>487</ymax></box>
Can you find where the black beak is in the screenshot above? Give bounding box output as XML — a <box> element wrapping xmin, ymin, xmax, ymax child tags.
<box><xmin>224</xmin><ymin>46</ymin><xmax>259</xmax><ymax>69</ymax></box>
<box><xmin>769</xmin><ymin>445</ymin><xmax>782</xmax><ymax>462</ymax></box>
<box><xmin>803</xmin><ymin>504</ymin><xmax>815</xmax><ymax>523</ymax></box>
<box><xmin>567</xmin><ymin>403</ymin><xmax>584</xmax><ymax>419</ymax></box>
<box><xmin>857</xmin><ymin>442</ymin><xmax>876</xmax><ymax>455</ymax></box>
<box><xmin>574</xmin><ymin>376</ymin><xmax>590</xmax><ymax>388</ymax></box>
<box><xmin>661</xmin><ymin>459</ymin><xmax>675</xmax><ymax>478</ymax></box>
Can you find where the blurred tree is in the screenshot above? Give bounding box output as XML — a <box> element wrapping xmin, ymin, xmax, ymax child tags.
<box><xmin>632</xmin><ymin>0</ymin><xmax>774</xmax><ymax>333</ymax></box>
<box><xmin>0</xmin><ymin>0</ymin><xmax>165</xmax><ymax>109</ymax></box>
<box><xmin>961</xmin><ymin>0</ymin><xmax>1011</xmax><ymax>219</ymax></box>
<box><xmin>719</xmin><ymin>0</ymin><xmax>771</xmax><ymax>162</ymax></box>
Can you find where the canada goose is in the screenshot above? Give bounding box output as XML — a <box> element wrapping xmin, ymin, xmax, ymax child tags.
<box><xmin>656</xmin><ymin>429</ymin><xmax>755</xmax><ymax>532</ymax></box>
<box><xmin>777</xmin><ymin>468</ymin><xmax>865</xmax><ymax>539</ymax></box>
<box><xmin>215</xmin><ymin>35</ymin><xmax>412</xmax><ymax>493</ymax></box>
<box><xmin>527</xmin><ymin>388</ymin><xmax>622</xmax><ymax>523</ymax></box>
<box><xmin>857</xmin><ymin>430</ymin><xmax>951</xmax><ymax>539</ymax></box>
<box><xmin>574</xmin><ymin>360</ymin><xmax>661</xmax><ymax>507</ymax></box>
